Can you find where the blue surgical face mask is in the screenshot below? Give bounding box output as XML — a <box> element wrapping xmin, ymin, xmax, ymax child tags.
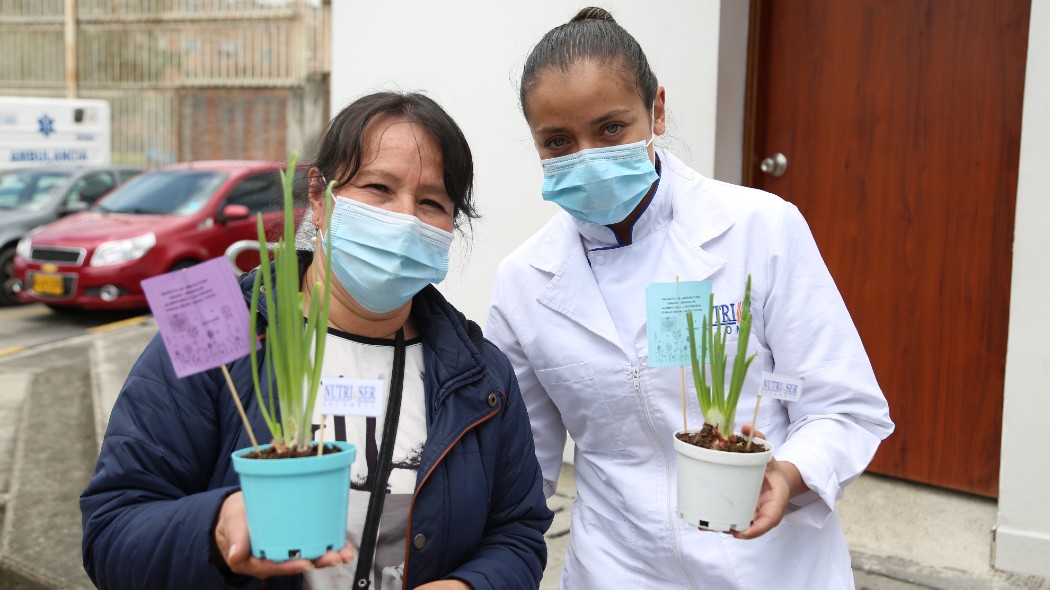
<box><xmin>540</xmin><ymin>115</ymin><xmax>658</xmax><ymax>226</ymax></box>
<box><xmin>321</xmin><ymin>197</ymin><xmax>454</xmax><ymax>313</ymax></box>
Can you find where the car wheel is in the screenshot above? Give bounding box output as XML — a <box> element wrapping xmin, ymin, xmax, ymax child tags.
<box><xmin>169</xmin><ymin>260</ymin><xmax>199</xmax><ymax>272</ymax></box>
<box><xmin>45</xmin><ymin>303</ymin><xmax>83</xmax><ymax>316</ymax></box>
<box><xmin>0</xmin><ymin>246</ymin><xmax>21</xmax><ymax>306</ymax></box>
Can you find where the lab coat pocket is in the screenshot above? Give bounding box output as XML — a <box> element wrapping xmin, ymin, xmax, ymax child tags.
<box><xmin>535</xmin><ymin>362</ymin><xmax>625</xmax><ymax>452</ymax></box>
<box><xmin>574</xmin><ymin>497</ymin><xmax>637</xmax><ymax>546</ymax></box>
<box><xmin>565</xmin><ymin>498</ymin><xmax>645</xmax><ymax>587</ymax></box>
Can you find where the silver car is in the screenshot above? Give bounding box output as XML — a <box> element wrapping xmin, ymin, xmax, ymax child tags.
<box><xmin>0</xmin><ymin>165</ymin><xmax>142</xmax><ymax>305</ymax></box>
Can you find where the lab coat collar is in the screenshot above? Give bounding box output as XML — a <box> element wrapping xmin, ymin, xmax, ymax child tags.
<box><xmin>526</xmin><ymin>149</ymin><xmax>735</xmax><ymax>349</ymax></box>
<box><xmin>659</xmin><ymin>150</ymin><xmax>734</xmax><ymax>278</ymax></box>
<box><xmin>530</xmin><ymin>214</ymin><xmax>623</xmax><ymax>349</ymax></box>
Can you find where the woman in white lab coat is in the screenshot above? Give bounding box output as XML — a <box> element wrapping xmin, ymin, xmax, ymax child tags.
<box><xmin>486</xmin><ymin>7</ymin><xmax>894</xmax><ymax>589</ymax></box>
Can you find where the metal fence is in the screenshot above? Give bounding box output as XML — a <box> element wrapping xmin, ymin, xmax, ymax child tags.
<box><xmin>0</xmin><ymin>0</ymin><xmax>328</xmax><ymax>166</ymax></box>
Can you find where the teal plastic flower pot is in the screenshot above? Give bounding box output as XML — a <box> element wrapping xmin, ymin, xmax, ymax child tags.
<box><xmin>231</xmin><ymin>441</ymin><xmax>356</xmax><ymax>561</ymax></box>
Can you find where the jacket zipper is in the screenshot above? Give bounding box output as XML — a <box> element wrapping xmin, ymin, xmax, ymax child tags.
<box><xmin>632</xmin><ymin>364</ymin><xmax>698</xmax><ymax>590</ymax></box>
<box><xmin>399</xmin><ymin>401</ymin><xmax>501</xmax><ymax>589</ymax></box>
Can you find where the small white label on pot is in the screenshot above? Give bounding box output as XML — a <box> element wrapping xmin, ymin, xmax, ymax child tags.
<box><xmin>759</xmin><ymin>372</ymin><xmax>803</xmax><ymax>402</ymax></box>
<box><xmin>320</xmin><ymin>377</ymin><xmax>385</xmax><ymax>417</ymax></box>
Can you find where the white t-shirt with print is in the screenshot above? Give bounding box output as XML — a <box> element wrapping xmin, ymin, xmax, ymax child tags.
<box><xmin>303</xmin><ymin>329</ymin><xmax>426</xmax><ymax>590</ymax></box>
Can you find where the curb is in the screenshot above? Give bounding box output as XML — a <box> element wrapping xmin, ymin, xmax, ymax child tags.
<box><xmin>852</xmin><ymin>552</ymin><xmax>1050</xmax><ymax>590</ymax></box>
<box><xmin>0</xmin><ymin>319</ymin><xmax>156</xmax><ymax>590</ymax></box>
<box><xmin>86</xmin><ymin>318</ymin><xmax>157</xmax><ymax>449</ymax></box>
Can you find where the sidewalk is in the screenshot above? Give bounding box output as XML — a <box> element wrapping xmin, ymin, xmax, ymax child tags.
<box><xmin>541</xmin><ymin>462</ymin><xmax>1048</xmax><ymax>590</ymax></box>
<box><xmin>0</xmin><ymin>319</ymin><xmax>1048</xmax><ymax>589</ymax></box>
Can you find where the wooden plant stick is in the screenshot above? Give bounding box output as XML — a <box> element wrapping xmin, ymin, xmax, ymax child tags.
<box><xmin>220</xmin><ymin>364</ymin><xmax>260</xmax><ymax>454</ymax></box>
<box><xmin>317</xmin><ymin>415</ymin><xmax>327</xmax><ymax>456</ymax></box>
<box><xmin>680</xmin><ymin>366</ymin><xmax>688</xmax><ymax>432</ymax></box>
<box><xmin>676</xmin><ymin>275</ymin><xmax>688</xmax><ymax>432</ymax></box>
<box><xmin>745</xmin><ymin>394</ymin><xmax>762</xmax><ymax>451</ymax></box>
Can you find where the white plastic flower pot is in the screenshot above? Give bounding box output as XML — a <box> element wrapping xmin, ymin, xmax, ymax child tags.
<box><xmin>673</xmin><ymin>430</ymin><xmax>774</xmax><ymax>533</ymax></box>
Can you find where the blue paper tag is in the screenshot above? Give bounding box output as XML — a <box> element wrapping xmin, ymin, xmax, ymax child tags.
<box><xmin>319</xmin><ymin>376</ymin><xmax>385</xmax><ymax>417</ymax></box>
<box><xmin>645</xmin><ymin>280</ymin><xmax>713</xmax><ymax>367</ymax></box>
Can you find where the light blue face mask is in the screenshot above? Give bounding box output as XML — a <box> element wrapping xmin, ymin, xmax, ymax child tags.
<box><xmin>540</xmin><ymin>133</ymin><xmax>658</xmax><ymax>226</ymax></box>
<box><xmin>322</xmin><ymin>197</ymin><xmax>454</xmax><ymax>313</ymax></box>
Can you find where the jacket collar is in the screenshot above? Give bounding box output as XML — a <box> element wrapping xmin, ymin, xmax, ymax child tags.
<box><xmin>526</xmin><ymin>150</ymin><xmax>734</xmax><ymax>345</ymax></box>
<box><xmin>410</xmin><ymin>284</ymin><xmax>487</xmax><ymax>406</ymax></box>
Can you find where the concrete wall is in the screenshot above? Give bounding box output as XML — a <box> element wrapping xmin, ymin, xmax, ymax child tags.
<box><xmin>330</xmin><ymin>1</ymin><xmax>721</xmax><ymax>324</ymax></box>
<box><xmin>995</xmin><ymin>0</ymin><xmax>1050</xmax><ymax>578</ymax></box>
<box><xmin>713</xmin><ymin>0</ymin><xmax>749</xmax><ymax>185</ymax></box>
<box><xmin>288</xmin><ymin>74</ymin><xmax>330</xmax><ymax>162</ymax></box>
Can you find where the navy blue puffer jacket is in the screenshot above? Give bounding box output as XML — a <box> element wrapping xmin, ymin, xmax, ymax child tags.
<box><xmin>81</xmin><ymin>257</ymin><xmax>553</xmax><ymax>589</ymax></box>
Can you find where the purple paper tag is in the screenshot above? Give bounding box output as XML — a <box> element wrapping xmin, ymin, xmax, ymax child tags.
<box><xmin>141</xmin><ymin>256</ymin><xmax>253</xmax><ymax>378</ymax></box>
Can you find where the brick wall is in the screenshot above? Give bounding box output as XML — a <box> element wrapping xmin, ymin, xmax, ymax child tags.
<box><xmin>177</xmin><ymin>88</ymin><xmax>289</xmax><ymax>162</ymax></box>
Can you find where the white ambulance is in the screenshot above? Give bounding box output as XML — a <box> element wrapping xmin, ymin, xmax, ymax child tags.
<box><xmin>0</xmin><ymin>97</ymin><xmax>111</xmax><ymax>169</ymax></box>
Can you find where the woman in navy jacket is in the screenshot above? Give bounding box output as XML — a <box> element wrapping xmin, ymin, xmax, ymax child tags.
<box><xmin>80</xmin><ymin>92</ymin><xmax>553</xmax><ymax>590</ymax></box>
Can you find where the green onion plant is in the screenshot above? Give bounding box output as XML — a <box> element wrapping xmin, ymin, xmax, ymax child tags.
<box><xmin>248</xmin><ymin>152</ymin><xmax>333</xmax><ymax>452</ymax></box>
<box><xmin>686</xmin><ymin>274</ymin><xmax>756</xmax><ymax>443</ymax></box>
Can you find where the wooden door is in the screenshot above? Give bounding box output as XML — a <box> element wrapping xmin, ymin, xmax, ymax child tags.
<box><xmin>744</xmin><ymin>0</ymin><xmax>1030</xmax><ymax>497</ymax></box>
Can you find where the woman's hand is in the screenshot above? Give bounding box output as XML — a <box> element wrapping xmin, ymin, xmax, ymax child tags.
<box><xmin>731</xmin><ymin>459</ymin><xmax>793</xmax><ymax>539</ymax></box>
<box><xmin>730</xmin><ymin>424</ymin><xmax>805</xmax><ymax>540</ymax></box>
<box><xmin>214</xmin><ymin>492</ymin><xmax>355</xmax><ymax>578</ymax></box>
<box><xmin>414</xmin><ymin>581</ymin><xmax>472</xmax><ymax>590</ymax></box>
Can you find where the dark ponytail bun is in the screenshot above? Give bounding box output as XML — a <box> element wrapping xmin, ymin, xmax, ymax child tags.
<box><xmin>522</xmin><ymin>5</ymin><xmax>657</xmax><ymax>117</ymax></box>
<box><xmin>570</xmin><ymin>6</ymin><xmax>615</xmax><ymax>24</ymax></box>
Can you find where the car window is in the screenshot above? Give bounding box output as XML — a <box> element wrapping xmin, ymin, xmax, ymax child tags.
<box><xmin>67</xmin><ymin>172</ymin><xmax>116</xmax><ymax>206</ymax></box>
<box><xmin>118</xmin><ymin>169</ymin><xmax>143</xmax><ymax>182</ymax></box>
<box><xmin>0</xmin><ymin>170</ymin><xmax>72</xmax><ymax>211</ymax></box>
<box><xmin>225</xmin><ymin>172</ymin><xmax>282</xmax><ymax>214</ymax></box>
<box><xmin>95</xmin><ymin>170</ymin><xmax>227</xmax><ymax>215</ymax></box>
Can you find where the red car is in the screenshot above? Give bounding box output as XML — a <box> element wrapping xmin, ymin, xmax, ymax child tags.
<box><xmin>14</xmin><ymin>160</ymin><xmax>305</xmax><ymax>311</ymax></box>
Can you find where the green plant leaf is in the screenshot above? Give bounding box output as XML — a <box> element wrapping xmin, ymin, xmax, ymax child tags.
<box><xmin>723</xmin><ymin>275</ymin><xmax>754</xmax><ymax>436</ymax></box>
<box><xmin>685</xmin><ymin>276</ymin><xmax>756</xmax><ymax>440</ymax></box>
<box><xmin>247</xmin><ymin>152</ymin><xmax>332</xmax><ymax>452</ymax></box>
<box><xmin>687</xmin><ymin>310</ymin><xmax>710</xmax><ymax>419</ymax></box>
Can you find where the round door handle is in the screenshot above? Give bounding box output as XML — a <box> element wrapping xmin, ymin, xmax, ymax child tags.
<box><xmin>760</xmin><ymin>152</ymin><xmax>788</xmax><ymax>177</ymax></box>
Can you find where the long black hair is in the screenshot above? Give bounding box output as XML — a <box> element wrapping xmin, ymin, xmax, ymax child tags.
<box><xmin>311</xmin><ymin>92</ymin><xmax>478</xmax><ymax>226</ymax></box>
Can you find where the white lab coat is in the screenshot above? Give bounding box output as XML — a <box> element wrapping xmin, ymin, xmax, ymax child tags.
<box><xmin>486</xmin><ymin>150</ymin><xmax>894</xmax><ymax>589</ymax></box>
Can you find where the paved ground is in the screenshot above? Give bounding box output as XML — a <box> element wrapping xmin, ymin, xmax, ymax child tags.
<box><xmin>541</xmin><ymin>463</ymin><xmax>1049</xmax><ymax>589</ymax></box>
<box><xmin>0</xmin><ymin>337</ymin><xmax>101</xmax><ymax>589</ymax></box>
<box><xmin>538</xmin><ymin>463</ymin><xmax>932</xmax><ymax>590</ymax></box>
<box><xmin>0</xmin><ymin>304</ymin><xmax>143</xmax><ymax>358</ymax></box>
<box><xmin>1</xmin><ymin>318</ymin><xmax>1049</xmax><ymax>589</ymax></box>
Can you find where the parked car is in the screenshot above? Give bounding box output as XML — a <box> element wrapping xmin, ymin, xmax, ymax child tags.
<box><xmin>13</xmin><ymin>160</ymin><xmax>305</xmax><ymax>311</ymax></box>
<box><xmin>0</xmin><ymin>165</ymin><xmax>142</xmax><ymax>305</ymax></box>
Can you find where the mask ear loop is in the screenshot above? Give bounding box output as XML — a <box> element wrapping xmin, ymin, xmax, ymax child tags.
<box><xmin>645</xmin><ymin>103</ymin><xmax>657</xmax><ymax>148</ymax></box>
<box><xmin>316</xmin><ymin>170</ymin><xmax>330</xmax><ymax>244</ymax></box>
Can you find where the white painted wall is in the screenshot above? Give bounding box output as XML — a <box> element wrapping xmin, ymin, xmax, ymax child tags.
<box><xmin>995</xmin><ymin>0</ymin><xmax>1050</xmax><ymax>578</ymax></box>
<box><xmin>330</xmin><ymin>1</ymin><xmax>721</xmax><ymax>325</ymax></box>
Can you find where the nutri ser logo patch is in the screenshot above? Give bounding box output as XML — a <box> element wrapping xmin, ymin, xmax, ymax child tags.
<box><xmin>712</xmin><ymin>299</ymin><xmax>745</xmax><ymax>334</ymax></box>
